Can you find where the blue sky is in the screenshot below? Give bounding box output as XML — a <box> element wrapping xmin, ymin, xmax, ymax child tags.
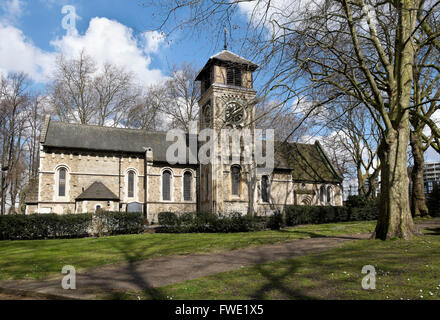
<box><xmin>0</xmin><ymin>0</ymin><xmax>438</xmax><ymax>163</ymax></box>
<box><xmin>0</xmin><ymin>0</ymin><xmax>238</xmax><ymax>86</ymax></box>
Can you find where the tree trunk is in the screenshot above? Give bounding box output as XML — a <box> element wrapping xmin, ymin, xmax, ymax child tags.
<box><xmin>357</xmin><ymin>164</ymin><xmax>367</xmax><ymax>197</ymax></box>
<box><xmin>374</xmin><ymin>127</ymin><xmax>420</xmax><ymax>240</ymax></box>
<box><xmin>410</xmin><ymin>130</ymin><xmax>429</xmax><ymax>217</ymax></box>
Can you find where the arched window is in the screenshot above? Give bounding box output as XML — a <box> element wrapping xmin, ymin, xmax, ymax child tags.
<box><xmin>327</xmin><ymin>186</ymin><xmax>332</xmax><ymax>205</ymax></box>
<box><xmin>261</xmin><ymin>176</ymin><xmax>269</xmax><ymax>203</ymax></box>
<box><xmin>319</xmin><ymin>186</ymin><xmax>326</xmax><ymax>204</ymax></box>
<box><xmin>231</xmin><ymin>165</ymin><xmax>241</xmax><ymax>196</ymax></box>
<box><xmin>183</xmin><ymin>171</ymin><xmax>192</xmax><ymax>201</ymax></box>
<box><xmin>128</xmin><ymin>171</ymin><xmax>135</xmax><ymax>198</ymax></box>
<box><xmin>58</xmin><ymin>168</ymin><xmax>66</xmax><ymax>197</ymax></box>
<box><xmin>162</xmin><ymin>170</ymin><xmax>172</xmax><ymax>201</ymax></box>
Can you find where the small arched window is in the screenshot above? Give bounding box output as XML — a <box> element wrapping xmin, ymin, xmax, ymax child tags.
<box><xmin>327</xmin><ymin>186</ymin><xmax>332</xmax><ymax>205</ymax></box>
<box><xmin>231</xmin><ymin>165</ymin><xmax>241</xmax><ymax>196</ymax></box>
<box><xmin>128</xmin><ymin>171</ymin><xmax>135</xmax><ymax>198</ymax></box>
<box><xmin>162</xmin><ymin>170</ymin><xmax>172</xmax><ymax>201</ymax></box>
<box><xmin>261</xmin><ymin>176</ymin><xmax>269</xmax><ymax>203</ymax></box>
<box><xmin>58</xmin><ymin>168</ymin><xmax>66</xmax><ymax>197</ymax></box>
<box><xmin>183</xmin><ymin>171</ymin><xmax>192</xmax><ymax>201</ymax></box>
<box><xmin>320</xmin><ymin>186</ymin><xmax>326</xmax><ymax>203</ymax></box>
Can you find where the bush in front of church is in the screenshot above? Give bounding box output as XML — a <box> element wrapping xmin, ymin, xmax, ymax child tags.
<box><xmin>266</xmin><ymin>211</ymin><xmax>284</xmax><ymax>230</ymax></box>
<box><xmin>156</xmin><ymin>212</ymin><xmax>265</xmax><ymax>233</ymax></box>
<box><xmin>158</xmin><ymin>212</ymin><xmax>180</xmax><ymax>226</ymax></box>
<box><xmin>0</xmin><ymin>211</ymin><xmax>144</xmax><ymax>240</ymax></box>
<box><xmin>284</xmin><ymin>205</ymin><xmax>377</xmax><ymax>227</ymax></box>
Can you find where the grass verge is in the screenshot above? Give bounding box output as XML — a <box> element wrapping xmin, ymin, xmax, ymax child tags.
<box><xmin>0</xmin><ymin>220</ymin><xmax>375</xmax><ymax>280</ymax></box>
<box><xmin>128</xmin><ymin>225</ymin><xmax>440</xmax><ymax>300</ymax></box>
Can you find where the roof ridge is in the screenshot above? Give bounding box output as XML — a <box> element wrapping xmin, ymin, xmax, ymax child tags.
<box><xmin>51</xmin><ymin>120</ymin><xmax>168</xmax><ymax>135</ymax></box>
<box><xmin>211</xmin><ymin>50</ymin><xmax>255</xmax><ymax>64</ymax></box>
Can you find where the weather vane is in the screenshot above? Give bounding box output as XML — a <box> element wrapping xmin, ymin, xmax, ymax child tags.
<box><xmin>224</xmin><ymin>26</ymin><xmax>229</xmax><ymax>50</ymax></box>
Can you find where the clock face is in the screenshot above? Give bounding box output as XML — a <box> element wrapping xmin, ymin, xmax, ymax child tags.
<box><xmin>225</xmin><ymin>102</ymin><xmax>245</xmax><ymax>124</ymax></box>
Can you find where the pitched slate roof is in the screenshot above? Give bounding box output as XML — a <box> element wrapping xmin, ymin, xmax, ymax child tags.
<box><xmin>41</xmin><ymin>119</ymin><xmax>342</xmax><ymax>184</ymax></box>
<box><xmin>274</xmin><ymin>141</ymin><xmax>343</xmax><ymax>183</ymax></box>
<box><xmin>76</xmin><ymin>181</ymin><xmax>119</xmax><ymax>201</ymax></box>
<box><xmin>196</xmin><ymin>50</ymin><xmax>259</xmax><ymax>81</ymax></box>
<box><xmin>42</xmin><ymin>120</ymin><xmax>197</xmax><ymax>163</ymax></box>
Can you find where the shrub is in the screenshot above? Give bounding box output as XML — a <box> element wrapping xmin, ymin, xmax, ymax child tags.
<box><xmin>158</xmin><ymin>212</ymin><xmax>179</xmax><ymax>226</ymax></box>
<box><xmin>266</xmin><ymin>211</ymin><xmax>284</xmax><ymax>230</ymax></box>
<box><xmin>285</xmin><ymin>205</ymin><xmax>376</xmax><ymax>227</ymax></box>
<box><xmin>349</xmin><ymin>207</ymin><xmax>378</xmax><ymax>221</ymax></box>
<box><xmin>179</xmin><ymin>212</ymin><xmax>196</xmax><ymax>225</ymax></box>
<box><xmin>0</xmin><ymin>212</ymin><xmax>144</xmax><ymax>241</ymax></box>
<box><xmin>0</xmin><ymin>213</ymin><xmax>92</xmax><ymax>240</ymax></box>
<box><xmin>100</xmin><ymin>212</ymin><xmax>144</xmax><ymax>235</ymax></box>
<box><xmin>156</xmin><ymin>212</ymin><xmax>265</xmax><ymax>233</ymax></box>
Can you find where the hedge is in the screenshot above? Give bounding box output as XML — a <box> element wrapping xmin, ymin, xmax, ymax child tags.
<box><xmin>0</xmin><ymin>212</ymin><xmax>144</xmax><ymax>241</ymax></box>
<box><xmin>284</xmin><ymin>205</ymin><xmax>377</xmax><ymax>227</ymax></box>
<box><xmin>156</xmin><ymin>212</ymin><xmax>266</xmax><ymax>233</ymax></box>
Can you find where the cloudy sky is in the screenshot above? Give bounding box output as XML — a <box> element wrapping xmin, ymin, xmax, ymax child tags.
<box><xmin>0</xmin><ymin>0</ymin><xmax>438</xmax><ymax>165</ymax></box>
<box><xmin>0</xmin><ymin>0</ymin><xmax>232</xmax><ymax>86</ymax></box>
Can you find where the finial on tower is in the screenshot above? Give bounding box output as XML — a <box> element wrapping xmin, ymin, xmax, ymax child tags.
<box><xmin>223</xmin><ymin>26</ymin><xmax>229</xmax><ymax>50</ymax></box>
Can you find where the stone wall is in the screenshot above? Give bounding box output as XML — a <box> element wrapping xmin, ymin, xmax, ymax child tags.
<box><xmin>33</xmin><ymin>143</ymin><xmax>342</xmax><ymax>220</ymax></box>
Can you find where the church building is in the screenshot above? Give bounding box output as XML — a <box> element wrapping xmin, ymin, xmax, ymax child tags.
<box><xmin>25</xmin><ymin>50</ymin><xmax>343</xmax><ymax>221</ymax></box>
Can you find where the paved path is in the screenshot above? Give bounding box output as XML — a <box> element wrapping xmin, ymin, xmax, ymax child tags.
<box><xmin>1</xmin><ymin>219</ymin><xmax>438</xmax><ymax>300</ymax></box>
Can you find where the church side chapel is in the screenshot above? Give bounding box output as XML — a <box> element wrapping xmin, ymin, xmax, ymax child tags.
<box><xmin>25</xmin><ymin>50</ymin><xmax>343</xmax><ymax>222</ymax></box>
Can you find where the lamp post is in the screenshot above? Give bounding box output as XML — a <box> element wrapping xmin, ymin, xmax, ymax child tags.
<box><xmin>0</xmin><ymin>165</ymin><xmax>9</xmax><ymax>216</ymax></box>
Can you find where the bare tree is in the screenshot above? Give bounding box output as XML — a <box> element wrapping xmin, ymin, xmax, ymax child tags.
<box><xmin>94</xmin><ymin>63</ymin><xmax>138</xmax><ymax>127</ymax></box>
<box><xmin>0</xmin><ymin>73</ymin><xmax>29</xmax><ymax>215</ymax></box>
<box><xmin>49</xmin><ymin>51</ymin><xmax>97</xmax><ymax>124</ymax></box>
<box><xmin>48</xmin><ymin>51</ymin><xmax>138</xmax><ymax>127</ymax></box>
<box><xmin>125</xmin><ymin>85</ymin><xmax>166</xmax><ymax>131</ymax></box>
<box><xmin>160</xmin><ymin>63</ymin><xmax>200</xmax><ymax>131</ymax></box>
<box><xmin>149</xmin><ymin>0</ymin><xmax>440</xmax><ymax>239</ymax></box>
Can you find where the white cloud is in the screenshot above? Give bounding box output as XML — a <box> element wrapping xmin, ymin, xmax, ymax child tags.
<box><xmin>1</xmin><ymin>0</ymin><xmax>23</xmax><ymax>17</ymax></box>
<box><xmin>0</xmin><ymin>16</ymin><xmax>167</xmax><ymax>85</ymax></box>
<box><xmin>0</xmin><ymin>22</ymin><xmax>55</xmax><ymax>82</ymax></box>
<box><xmin>142</xmin><ymin>30</ymin><xmax>165</xmax><ymax>54</ymax></box>
<box><xmin>50</xmin><ymin>17</ymin><xmax>166</xmax><ymax>85</ymax></box>
<box><xmin>237</xmin><ymin>0</ymin><xmax>314</xmax><ymax>36</ymax></box>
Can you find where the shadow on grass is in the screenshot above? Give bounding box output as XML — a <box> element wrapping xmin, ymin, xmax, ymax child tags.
<box><xmin>249</xmin><ymin>258</ymin><xmax>316</xmax><ymax>300</ymax></box>
<box><xmin>78</xmin><ymin>237</ymin><xmax>167</xmax><ymax>300</ymax></box>
<box><xmin>423</xmin><ymin>227</ymin><xmax>440</xmax><ymax>236</ymax></box>
<box><xmin>278</xmin><ymin>228</ymin><xmax>369</xmax><ymax>241</ymax></box>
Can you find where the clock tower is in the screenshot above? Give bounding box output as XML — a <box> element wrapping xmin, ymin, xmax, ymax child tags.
<box><xmin>195</xmin><ymin>50</ymin><xmax>259</xmax><ymax>215</ymax></box>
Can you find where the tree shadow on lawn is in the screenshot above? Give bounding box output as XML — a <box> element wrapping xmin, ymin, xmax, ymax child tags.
<box><xmin>278</xmin><ymin>228</ymin><xmax>370</xmax><ymax>240</ymax></box>
<box><xmin>249</xmin><ymin>258</ymin><xmax>318</xmax><ymax>300</ymax></box>
<box><xmin>79</xmin><ymin>238</ymin><xmax>167</xmax><ymax>300</ymax></box>
<box><xmin>423</xmin><ymin>227</ymin><xmax>440</xmax><ymax>236</ymax></box>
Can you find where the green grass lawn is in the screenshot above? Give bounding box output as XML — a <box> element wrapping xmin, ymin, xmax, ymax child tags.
<box><xmin>0</xmin><ymin>220</ymin><xmax>375</xmax><ymax>280</ymax></box>
<box><xmin>130</xmin><ymin>225</ymin><xmax>440</xmax><ymax>300</ymax></box>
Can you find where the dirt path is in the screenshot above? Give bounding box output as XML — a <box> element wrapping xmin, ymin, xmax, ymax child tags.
<box><xmin>1</xmin><ymin>219</ymin><xmax>439</xmax><ymax>300</ymax></box>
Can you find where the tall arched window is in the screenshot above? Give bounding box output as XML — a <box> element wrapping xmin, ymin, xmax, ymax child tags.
<box><xmin>58</xmin><ymin>168</ymin><xmax>66</xmax><ymax>197</ymax></box>
<box><xmin>319</xmin><ymin>186</ymin><xmax>326</xmax><ymax>204</ymax></box>
<box><xmin>162</xmin><ymin>170</ymin><xmax>172</xmax><ymax>201</ymax></box>
<box><xmin>231</xmin><ymin>165</ymin><xmax>241</xmax><ymax>196</ymax></box>
<box><xmin>261</xmin><ymin>176</ymin><xmax>269</xmax><ymax>203</ymax></box>
<box><xmin>128</xmin><ymin>171</ymin><xmax>135</xmax><ymax>198</ymax></box>
<box><xmin>183</xmin><ymin>171</ymin><xmax>192</xmax><ymax>201</ymax></box>
<box><xmin>327</xmin><ymin>186</ymin><xmax>332</xmax><ymax>205</ymax></box>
